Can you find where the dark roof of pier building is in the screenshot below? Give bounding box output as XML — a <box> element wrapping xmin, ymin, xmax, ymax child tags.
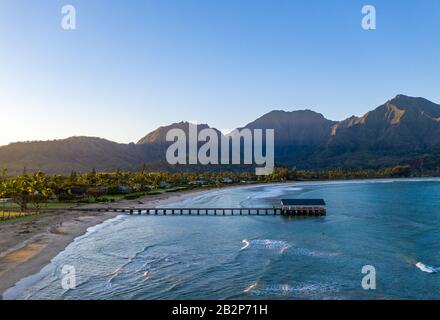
<box><xmin>281</xmin><ymin>199</ymin><xmax>326</xmax><ymax>206</ymax></box>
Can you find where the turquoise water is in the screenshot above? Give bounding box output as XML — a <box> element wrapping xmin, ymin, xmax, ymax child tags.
<box><xmin>5</xmin><ymin>179</ymin><xmax>440</xmax><ymax>300</ymax></box>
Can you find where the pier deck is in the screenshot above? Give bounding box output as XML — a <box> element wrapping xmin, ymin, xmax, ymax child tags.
<box><xmin>62</xmin><ymin>207</ymin><xmax>326</xmax><ymax>216</ymax></box>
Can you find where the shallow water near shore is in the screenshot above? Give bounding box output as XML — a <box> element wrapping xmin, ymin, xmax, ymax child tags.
<box><xmin>5</xmin><ymin>179</ymin><xmax>440</xmax><ymax>300</ymax></box>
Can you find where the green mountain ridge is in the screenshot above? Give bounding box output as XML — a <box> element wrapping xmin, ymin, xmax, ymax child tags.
<box><xmin>1</xmin><ymin>95</ymin><xmax>440</xmax><ymax>174</ymax></box>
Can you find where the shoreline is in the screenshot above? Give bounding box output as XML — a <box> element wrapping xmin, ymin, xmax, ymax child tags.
<box><xmin>0</xmin><ymin>187</ymin><xmax>218</xmax><ymax>299</ymax></box>
<box><xmin>1</xmin><ymin>177</ymin><xmax>439</xmax><ymax>299</ymax></box>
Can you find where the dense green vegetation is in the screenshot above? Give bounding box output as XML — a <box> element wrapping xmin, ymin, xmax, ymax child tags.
<box><xmin>267</xmin><ymin>165</ymin><xmax>413</xmax><ymax>181</ymax></box>
<box><xmin>0</xmin><ymin>164</ymin><xmax>419</xmax><ymax>216</ymax></box>
<box><xmin>0</xmin><ymin>168</ymin><xmax>255</xmax><ymax>213</ymax></box>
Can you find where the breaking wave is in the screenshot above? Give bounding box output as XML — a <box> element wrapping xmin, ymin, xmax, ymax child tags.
<box><xmin>240</xmin><ymin>240</ymin><xmax>290</xmax><ymax>253</ymax></box>
<box><xmin>416</xmin><ymin>262</ymin><xmax>440</xmax><ymax>273</ymax></box>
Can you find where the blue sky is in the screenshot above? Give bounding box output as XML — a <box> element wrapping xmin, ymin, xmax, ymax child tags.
<box><xmin>0</xmin><ymin>0</ymin><xmax>439</xmax><ymax>146</ymax></box>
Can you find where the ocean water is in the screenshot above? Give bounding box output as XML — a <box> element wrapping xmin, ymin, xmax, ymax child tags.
<box><xmin>5</xmin><ymin>179</ymin><xmax>440</xmax><ymax>300</ymax></box>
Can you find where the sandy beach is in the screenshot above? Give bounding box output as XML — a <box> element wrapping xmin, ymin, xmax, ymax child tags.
<box><xmin>0</xmin><ymin>188</ymin><xmax>213</xmax><ymax>299</ymax></box>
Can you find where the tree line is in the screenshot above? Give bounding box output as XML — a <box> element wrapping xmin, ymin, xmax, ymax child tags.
<box><xmin>0</xmin><ymin>165</ymin><xmax>414</xmax><ymax>212</ymax></box>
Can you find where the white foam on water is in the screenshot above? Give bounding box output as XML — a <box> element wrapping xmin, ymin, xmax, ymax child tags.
<box><xmin>291</xmin><ymin>247</ymin><xmax>339</xmax><ymax>258</ymax></box>
<box><xmin>3</xmin><ymin>215</ymin><xmax>129</xmax><ymax>299</ymax></box>
<box><xmin>416</xmin><ymin>262</ymin><xmax>439</xmax><ymax>273</ymax></box>
<box><xmin>240</xmin><ymin>240</ymin><xmax>250</xmax><ymax>251</ymax></box>
<box><xmin>248</xmin><ymin>188</ymin><xmax>284</xmax><ymax>200</ymax></box>
<box><xmin>246</xmin><ymin>185</ymin><xmax>303</xmax><ymax>201</ymax></box>
<box><xmin>240</xmin><ymin>239</ymin><xmax>290</xmax><ymax>253</ymax></box>
<box><xmin>105</xmin><ymin>243</ymin><xmax>164</xmax><ymax>283</ymax></box>
<box><xmin>2</xmin><ymin>263</ymin><xmax>56</xmax><ymax>300</ymax></box>
<box><xmin>107</xmin><ymin>266</ymin><xmax>124</xmax><ymax>283</ymax></box>
<box><xmin>139</xmin><ymin>271</ymin><xmax>150</xmax><ymax>283</ymax></box>
<box><xmin>75</xmin><ymin>214</ymin><xmax>127</xmax><ymax>241</ymax></box>
<box><xmin>243</xmin><ymin>282</ymin><xmax>258</xmax><ymax>293</ymax></box>
<box><xmin>284</xmin><ymin>187</ymin><xmax>304</xmax><ymax>191</ymax></box>
<box><xmin>245</xmin><ymin>282</ymin><xmax>339</xmax><ymax>297</ymax></box>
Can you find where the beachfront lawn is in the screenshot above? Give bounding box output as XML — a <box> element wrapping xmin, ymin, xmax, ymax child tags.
<box><xmin>0</xmin><ymin>211</ymin><xmax>38</xmax><ymax>221</ymax></box>
<box><xmin>1</xmin><ymin>201</ymin><xmax>77</xmax><ymax>210</ymax></box>
<box><xmin>0</xmin><ymin>186</ymin><xmax>194</xmax><ymax>211</ymax></box>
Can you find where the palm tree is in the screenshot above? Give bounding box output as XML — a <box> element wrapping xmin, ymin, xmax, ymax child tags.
<box><xmin>28</xmin><ymin>172</ymin><xmax>53</xmax><ymax>210</ymax></box>
<box><xmin>3</xmin><ymin>174</ymin><xmax>31</xmax><ymax>211</ymax></box>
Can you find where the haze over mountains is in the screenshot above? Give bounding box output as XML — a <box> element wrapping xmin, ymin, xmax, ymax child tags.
<box><xmin>1</xmin><ymin>95</ymin><xmax>440</xmax><ymax>174</ymax></box>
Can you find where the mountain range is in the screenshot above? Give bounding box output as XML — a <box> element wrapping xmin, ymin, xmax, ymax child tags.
<box><xmin>1</xmin><ymin>94</ymin><xmax>440</xmax><ymax>175</ymax></box>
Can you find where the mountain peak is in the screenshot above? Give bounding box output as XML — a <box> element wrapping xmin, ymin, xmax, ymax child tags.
<box><xmin>1</xmin><ymin>95</ymin><xmax>440</xmax><ymax>174</ymax></box>
<box><xmin>137</xmin><ymin>122</ymin><xmax>215</xmax><ymax>145</ymax></box>
<box><xmin>249</xmin><ymin>109</ymin><xmax>330</xmax><ymax>124</ymax></box>
<box><xmin>389</xmin><ymin>94</ymin><xmax>436</xmax><ymax>106</ymax></box>
<box><xmin>393</xmin><ymin>94</ymin><xmax>413</xmax><ymax>100</ymax></box>
<box><xmin>386</xmin><ymin>95</ymin><xmax>440</xmax><ymax>119</ymax></box>
<box><xmin>243</xmin><ymin>109</ymin><xmax>336</xmax><ymax>144</ymax></box>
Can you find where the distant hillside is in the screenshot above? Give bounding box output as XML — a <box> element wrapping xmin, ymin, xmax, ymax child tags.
<box><xmin>137</xmin><ymin>122</ymin><xmax>220</xmax><ymax>145</ymax></box>
<box><xmin>243</xmin><ymin>109</ymin><xmax>336</xmax><ymax>144</ymax></box>
<box><xmin>1</xmin><ymin>95</ymin><xmax>440</xmax><ymax>174</ymax></box>
<box><xmin>0</xmin><ymin>137</ymin><xmax>151</xmax><ymax>174</ymax></box>
<box><xmin>242</xmin><ymin>109</ymin><xmax>337</xmax><ymax>166</ymax></box>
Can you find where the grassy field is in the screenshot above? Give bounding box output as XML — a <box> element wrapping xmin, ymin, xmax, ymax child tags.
<box><xmin>0</xmin><ymin>211</ymin><xmax>38</xmax><ymax>221</ymax></box>
<box><xmin>0</xmin><ymin>186</ymin><xmax>195</xmax><ymax>212</ymax></box>
<box><xmin>1</xmin><ymin>202</ymin><xmax>78</xmax><ymax>210</ymax></box>
<box><xmin>0</xmin><ymin>184</ymin><xmax>230</xmax><ymax>222</ymax></box>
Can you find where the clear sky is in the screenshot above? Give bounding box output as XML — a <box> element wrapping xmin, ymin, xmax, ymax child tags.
<box><xmin>0</xmin><ymin>0</ymin><xmax>439</xmax><ymax>146</ymax></box>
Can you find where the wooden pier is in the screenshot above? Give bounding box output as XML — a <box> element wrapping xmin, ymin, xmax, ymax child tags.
<box><xmin>280</xmin><ymin>199</ymin><xmax>327</xmax><ymax>216</ymax></box>
<box><xmin>66</xmin><ymin>206</ymin><xmax>325</xmax><ymax>217</ymax></box>
<box><xmin>49</xmin><ymin>199</ymin><xmax>326</xmax><ymax>217</ymax></box>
